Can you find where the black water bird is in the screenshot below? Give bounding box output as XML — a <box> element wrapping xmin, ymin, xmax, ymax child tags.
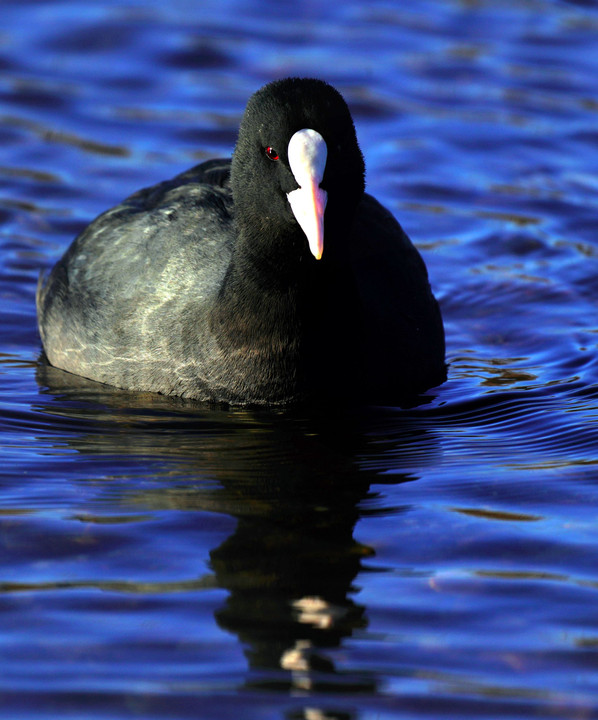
<box><xmin>37</xmin><ymin>78</ymin><xmax>445</xmax><ymax>405</ymax></box>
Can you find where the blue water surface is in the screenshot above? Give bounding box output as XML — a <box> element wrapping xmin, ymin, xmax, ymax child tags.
<box><xmin>1</xmin><ymin>0</ymin><xmax>598</xmax><ymax>718</ymax></box>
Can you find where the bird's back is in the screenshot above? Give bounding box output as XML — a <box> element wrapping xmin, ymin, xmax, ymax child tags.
<box><xmin>36</xmin><ymin>160</ymin><xmax>236</xmax><ymax>398</ymax></box>
<box><xmin>346</xmin><ymin>193</ymin><xmax>446</xmax><ymax>399</ymax></box>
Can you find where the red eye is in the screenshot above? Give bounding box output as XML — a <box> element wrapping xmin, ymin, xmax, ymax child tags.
<box><xmin>265</xmin><ymin>146</ymin><xmax>279</xmax><ymax>161</ymax></box>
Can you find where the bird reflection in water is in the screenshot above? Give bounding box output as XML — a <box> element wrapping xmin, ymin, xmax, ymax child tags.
<box><xmin>35</xmin><ymin>364</ymin><xmax>435</xmax><ymax>719</ymax></box>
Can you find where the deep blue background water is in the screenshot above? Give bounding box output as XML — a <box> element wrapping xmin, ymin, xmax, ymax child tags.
<box><xmin>2</xmin><ymin>0</ymin><xmax>598</xmax><ymax>718</ymax></box>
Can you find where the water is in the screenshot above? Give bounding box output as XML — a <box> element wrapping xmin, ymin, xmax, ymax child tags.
<box><xmin>2</xmin><ymin>0</ymin><xmax>598</xmax><ymax>717</ymax></box>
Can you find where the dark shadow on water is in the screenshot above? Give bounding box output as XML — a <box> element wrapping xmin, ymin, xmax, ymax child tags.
<box><xmin>30</xmin><ymin>363</ymin><xmax>441</xmax><ymax>718</ymax></box>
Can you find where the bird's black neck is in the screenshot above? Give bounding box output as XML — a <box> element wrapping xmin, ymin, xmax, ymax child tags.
<box><xmin>205</xmin><ymin>225</ymin><xmax>316</xmax><ymax>403</ymax></box>
<box><xmin>210</xmin><ymin>218</ymin><xmax>364</xmax><ymax>404</ymax></box>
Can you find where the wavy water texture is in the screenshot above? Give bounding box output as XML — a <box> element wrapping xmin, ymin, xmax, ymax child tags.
<box><xmin>1</xmin><ymin>1</ymin><xmax>598</xmax><ymax>719</ymax></box>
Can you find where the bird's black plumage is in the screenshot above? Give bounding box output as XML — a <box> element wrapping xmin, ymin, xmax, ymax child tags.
<box><xmin>36</xmin><ymin>78</ymin><xmax>445</xmax><ymax>406</ymax></box>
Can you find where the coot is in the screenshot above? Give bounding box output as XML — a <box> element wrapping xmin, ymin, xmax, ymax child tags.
<box><xmin>37</xmin><ymin>78</ymin><xmax>445</xmax><ymax>405</ymax></box>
